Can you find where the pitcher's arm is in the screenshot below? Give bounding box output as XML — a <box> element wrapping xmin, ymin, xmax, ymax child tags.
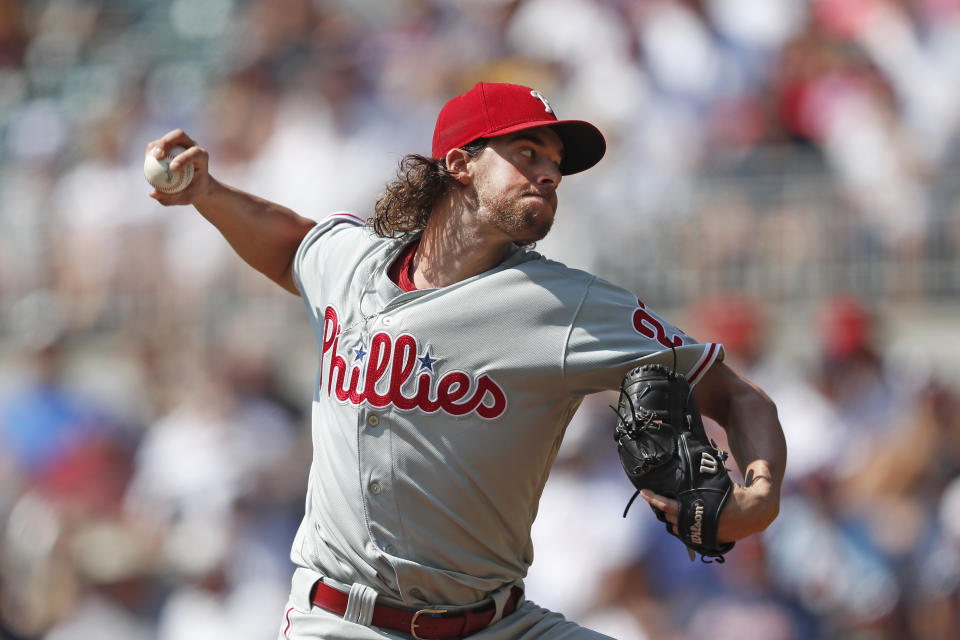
<box><xmin>147</xmin><ymin>130</ymin><xmax>317</xmax><ymax>295</ymax></box>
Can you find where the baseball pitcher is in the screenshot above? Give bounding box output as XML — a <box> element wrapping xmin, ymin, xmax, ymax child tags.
<box><xmin>146</xmin><ymin>82</ymin><xmax>786</xmax><ymax>639</ymax></box>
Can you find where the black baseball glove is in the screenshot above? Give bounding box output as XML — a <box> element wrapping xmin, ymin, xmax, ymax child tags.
<box><xmin>613</xmin><ymin>363</ymin><xmax>735</xmax><ymax>562</ymax></box>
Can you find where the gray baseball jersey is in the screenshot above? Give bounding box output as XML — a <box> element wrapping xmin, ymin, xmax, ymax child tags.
<box><xmin>289</xmin><ymin>213</ymin><xmax>723</xmax><ymax>609</ymax></box>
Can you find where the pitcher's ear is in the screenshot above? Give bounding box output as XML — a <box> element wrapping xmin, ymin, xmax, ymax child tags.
<box><xmin>445</xmin><ymin>148</ymin><xmax>474</xmax><ymax>185</ymax></box>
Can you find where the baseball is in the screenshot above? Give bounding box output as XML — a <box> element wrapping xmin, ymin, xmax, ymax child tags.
<box><xmin>144</xmin><ymin>145</ymin><xmax>194</xmax><ymax>193</ymax></box>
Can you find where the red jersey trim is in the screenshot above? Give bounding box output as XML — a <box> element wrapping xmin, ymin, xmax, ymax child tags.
<box><xmin>283</xmin><ymin>607</ymin><xmax>294</xmax><ymax>636</ymax></box>
<box><xmin>389</xmin><ymin>239</ymin><xmax>420</xmax><ymax>292</ymax></box>
<box><xmin>324</xmin><ymin>211</ymin><xmax>365</xmax><ymax>226</ymax></box>
<box><xmin>688</xmin><ymin>342</ymin><xmax>720</xmax><ymax>386</ymax></box>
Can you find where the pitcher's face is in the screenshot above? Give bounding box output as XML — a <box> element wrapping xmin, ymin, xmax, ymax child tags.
<box><xmin>468</xmin><ymin>127</ymin><xmax>563</xmax><ymax>244</ymax></box>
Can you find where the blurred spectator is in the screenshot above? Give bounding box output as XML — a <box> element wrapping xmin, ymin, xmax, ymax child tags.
<box><xmin>813</xmin><ymin>293</ymin><xmax>909</xmax><ymax>473</ymax></box>
<box><xmin>0</xmin><ymin>292</ymin><xmax>124</xmax><ymax>487</ymax></box>
<box><xmin>684</xmin><ymin>536</ymin><xmax>816</xmax><ymax>640</ymax></box>
<box><xmin>685</xmin><ymin>294</ymin><xmax>844</xmax><ymax>487</ymax></box>
<box><xmin>43</xmin><ymin>521</ymin><xmax>158</xmax><ymax>640</ymax></box>
<box><xmin>121</xmin><ymin>345</ymin><xmax>304</xmax><ymax>640</ymax></box>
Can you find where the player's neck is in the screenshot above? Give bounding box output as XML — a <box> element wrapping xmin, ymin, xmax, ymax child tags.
<box><xmin>413</xmin><ymin>198</ymin><xmax>513</xmax><ymax>288</ymax></box>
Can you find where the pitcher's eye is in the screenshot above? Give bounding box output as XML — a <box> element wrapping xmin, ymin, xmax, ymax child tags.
<box><xmin>519</xmin><ymin>147</ymin><xmax>534</xmax><ymax>159</ymax></box>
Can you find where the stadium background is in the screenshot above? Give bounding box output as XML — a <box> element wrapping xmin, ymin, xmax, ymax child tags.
<box><xmin>1</xmin><ymin>0</ymin><xmax>960</xmax><ymax>638</ymax></box>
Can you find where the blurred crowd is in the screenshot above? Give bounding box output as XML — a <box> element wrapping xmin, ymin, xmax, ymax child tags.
<box><xmin>1</xmin><ymin>0</ymin><xmax>960</xmax><ymax>639</ymax></box>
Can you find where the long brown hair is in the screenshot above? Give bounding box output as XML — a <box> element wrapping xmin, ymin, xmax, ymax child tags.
<box><xmin>371</xmin><ymin>139</ymin><xmax>487</xmax><ymax>240</ymax></box>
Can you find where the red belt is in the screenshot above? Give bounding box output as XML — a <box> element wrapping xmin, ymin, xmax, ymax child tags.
<box><xmin>309</xmin><ymin>580</ymin><xmax>522</xmax><ymax>639</ymax></box>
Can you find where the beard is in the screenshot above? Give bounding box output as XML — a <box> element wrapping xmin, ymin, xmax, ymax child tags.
<box><xmin>476</xmin><ymin>187</ymin><xmax>557</xmax><ymax>244</ymax></box>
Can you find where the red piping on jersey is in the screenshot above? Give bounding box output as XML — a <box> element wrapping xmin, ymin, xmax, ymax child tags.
<box><xmin>388</xmin><ymin>239</ymin><xmax>420</xmax><ymax>292</ymax></box>
<box><xmin>689</xmin><ymin>342</ymin><xmax>718</xmax><ymax>385</ymax></box>
<box><xmin>283</xmin><ymin>607</ymin><xmax>294</xmax><ymax>636</ymax></box>
<box><xmin>325</xmin><ymin>211</ymin><xmax>365</xmax><ymax>225</ymax></box>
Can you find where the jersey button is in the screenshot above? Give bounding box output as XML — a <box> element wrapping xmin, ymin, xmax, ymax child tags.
<box><xmin>369</xmin><ymin>481</ymin><xmax>382</xmax><ymax>495</ymax></box>
<box><xmin>382</xmin><ymin>316</ymin><xmax>393</xmax><ymax>326</ymax></box>
<box><xmin>367</xmin><ymin>414</ymin><xmax>380</xmax><ymax>427</ymax></box>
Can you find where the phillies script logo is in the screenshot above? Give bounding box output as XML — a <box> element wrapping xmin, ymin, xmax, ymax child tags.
<box><xmin>632</xmin><ymin>299</ymin><xmax>683</xmax><ymax>349</ymax></box>
<box><xmin>320</xmin><ymin>306</ymin><xmax>507</xmax><ymax>419</ymax></box>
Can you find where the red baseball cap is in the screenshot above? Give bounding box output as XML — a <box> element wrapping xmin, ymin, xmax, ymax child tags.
<box><xmin>432</xmin><ymin>82</ymin><xmax>606</xmax><ymax>175</ymax></box>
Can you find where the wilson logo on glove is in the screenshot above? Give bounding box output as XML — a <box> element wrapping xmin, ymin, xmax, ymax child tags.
<box><xmin>689</xmin><ymin>500</ymin><xmax>705</xmax><ymax>545</ymax></box>
<box><xmin>700</xmin><ymin>452</ymin><xmax>719</xmax><ymax>475</ymax></box>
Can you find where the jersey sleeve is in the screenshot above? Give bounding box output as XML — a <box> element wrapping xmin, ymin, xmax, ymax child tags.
<box><xmin>292</xmin><ymin>212</ymin><xmax>366</xmax><ymax>300</ymax></box>
<box><xmin>562</xmin><ymin>276</ymin><xmax>724</xmax><ymax>394</ymax></box>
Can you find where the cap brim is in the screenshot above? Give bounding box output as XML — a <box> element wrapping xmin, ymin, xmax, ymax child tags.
<box><xmin>484</xmin><ymin>119</ymin><xmax>606</xmax><ymax>175</ymax></box>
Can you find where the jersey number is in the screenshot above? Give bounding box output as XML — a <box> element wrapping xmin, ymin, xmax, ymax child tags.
<box><xmin>632</xmin><ymin>299</ymin><xmax>683</xmax><ymax>349</ymax></box>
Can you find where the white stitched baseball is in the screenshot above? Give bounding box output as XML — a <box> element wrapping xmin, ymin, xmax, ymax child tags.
<box><xmin>144</xmin><ymin>145</ymin><xmax>194</xmax><ymax>193</ymax></box>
